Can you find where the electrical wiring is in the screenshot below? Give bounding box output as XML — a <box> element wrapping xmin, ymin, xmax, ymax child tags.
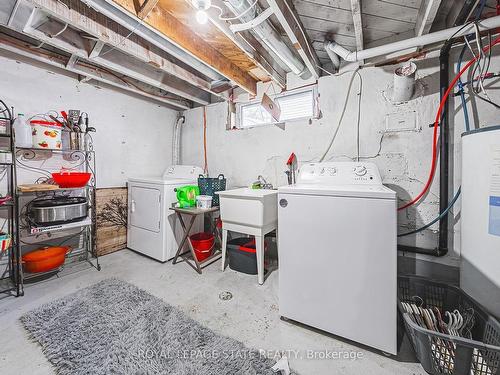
<box><xmin>456</xmin><ymin>0</ymin><xmax>488</xmax><ymax>131</ymax></box>
<box><xmin>33</xmin><ymin>22</ymin><xmax>69</xmax><ymax>50</ymax></box>
<box><xmin>457</xmin><ymin>46</ymin><xmax>472</xmax><ymax>131</ymax></box>
<box><xmin>397</xmin><ymin>35</ymin><xmax>500</xmax><ymax>211</ymax></box>
<box><xmin>319</xmin><ymin>68</ymin><xmax>361</xmax><ymax>162</ymax></box>
<box><xmin>90</xmin><ymin>3</ymin><xmax>156</xmax><ymax>59</ymax></box>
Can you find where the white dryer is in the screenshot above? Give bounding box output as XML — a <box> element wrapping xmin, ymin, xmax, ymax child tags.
<box><xmin>278</xmin><ymin>162</ymin><xmax>397</xmax><ymax>355</ymax></box>
<box><xmin>127</xmin><ymin>165</ymin><xmax>203</xmax><ymax>262</ymax></box>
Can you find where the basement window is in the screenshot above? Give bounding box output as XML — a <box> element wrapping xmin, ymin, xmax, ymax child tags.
<box><xmin>236</xmin><ymin>86</ymin><xmax>318</xmax><ymax>129</ymax></box>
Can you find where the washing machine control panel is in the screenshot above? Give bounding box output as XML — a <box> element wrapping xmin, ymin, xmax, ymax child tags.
<box><xmin>298</xmin><ymin>162</ymin><xmax>382</xmax><ymax>185</ymax></box>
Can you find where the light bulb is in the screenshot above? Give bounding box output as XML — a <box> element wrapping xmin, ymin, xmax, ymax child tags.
<box><xmin>196</xmin><ymin>9</ymin><xmax>208</xmax><ymax>24</ymax></box>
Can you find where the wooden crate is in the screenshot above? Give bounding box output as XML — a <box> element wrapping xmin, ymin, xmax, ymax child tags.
<box><xmin>96</xmin><ymin>187</ymin><xmax>127</xmax><ymax>256</ymax></box>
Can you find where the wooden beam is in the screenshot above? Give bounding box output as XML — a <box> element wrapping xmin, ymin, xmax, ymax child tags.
<box><xmin>266</xmin><ymin>0</ymin><xmax>321</xmax><ymax>79</ymax></box>
<box><xmin>112</xmin><ymin>0</ymin><xmax>257</xmax><ymax>95</ymax></box>
<box><xmin>350</xmin><ymin>0</ymin><xmax>364</xmax><ymax>52</ymax></box>
<box><xmin>134</xmin><ymin>0</ymin><xmax>160</xmax><ymax>19</ymax></box>
<box><xmin>415</xmin><ymin>0</ymin><xmax>442</xmax><ymax>36</ymax></box>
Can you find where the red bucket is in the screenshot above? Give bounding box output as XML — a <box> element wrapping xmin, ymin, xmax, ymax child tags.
<box><xmin>190</xmin><ymin>232</ymin><xmax>214</xmax><ymax>261</ymax></box>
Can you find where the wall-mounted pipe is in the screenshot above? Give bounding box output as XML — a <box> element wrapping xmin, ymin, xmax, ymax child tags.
<box><xmin>325</xmin><ymin>15</ymin><xmax>500</xmax><ymax>64</ymax></box>
<box><xmin>172</xmin><ymin>115</ymin><xmax>185</xmax><ymax>165</ymax></box>
<box><xmin>224</xmin><ymin>0</ymin><xmax>309</xmax><ymax>78</ymax></box>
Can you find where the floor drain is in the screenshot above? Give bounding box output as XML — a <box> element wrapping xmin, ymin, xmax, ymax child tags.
<box><xmin>219</xmin><ymin>291</ymin><xmax>233</xmax><ymax>301</ymax></box>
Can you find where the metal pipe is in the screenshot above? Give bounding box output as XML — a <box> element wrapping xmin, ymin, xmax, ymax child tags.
<box><xmin>224</xmin><ymin>0</ymin><xmax>309</xmax><ymax>78</ymax></box>
<box><xmin>438</xmin><ymin>44</ymin><xmax>451</xmax><ymax>257</ymax></box>
<box><xmin>325</xmin><ymin>14</ymin><xmax>500</xmax><ymax>63</ymax></box>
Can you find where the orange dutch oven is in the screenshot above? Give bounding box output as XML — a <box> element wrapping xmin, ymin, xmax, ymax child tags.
<box><xmin>22</xmin><ymin>246</ymin><xmax>70</xmax><ymax>273</ymax></box>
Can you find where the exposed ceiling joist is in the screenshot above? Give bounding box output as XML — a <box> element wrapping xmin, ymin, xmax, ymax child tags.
<box><xmin>350</xmin><ymin>0</ymin><xmax>364</xmax><ymax>52</ymax></box>
<box><xmin>112</xmin><ymin>0</ymin><xmax>258</xmax><ymax>95</ymax></box>
<box><xmin>24</xmin><ymin>0</ymin><xmax>215</xmax><ymax>104</ymax></box>
<box><xmin>266</xmin><ymin>0</ymin><xmax>321</xmax><ymax>79</ymax></box>
<box><xmin>415</xmin><ymin>0</ymin><xmax>443</xmax><ymax>36</ymax></box>
<box><xmin>134</xmin><ymin>0</ymin><xmax>159</xmax><ymax>19</ymax></box>
<box><xmin>82</xmin><ymin>0</ymin><xmax>224</xmax><ymax>82</ymax></box>
<box><xmin>0</xmin><ymin>32</ymin><xmax>190</xmax><ymax>109</ymax></box>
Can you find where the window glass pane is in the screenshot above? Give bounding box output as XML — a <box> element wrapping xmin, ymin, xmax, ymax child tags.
<box><xmin>241</xmin><ymin>102</ymin><xmax>273</xmax><ymax>127</ymax></box>
<box><xmin>276</xmin><ymin>90</ymin><xmax>314</xmax><ymax>121</ymax></box>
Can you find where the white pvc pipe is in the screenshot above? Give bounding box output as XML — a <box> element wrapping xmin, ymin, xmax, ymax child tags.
<box><xmin>326</xmin><ymin>15</ymin><xmax>500</xmax><ymax>63</ymax></box>
<box><xmin>393</xmin><ymin>62</ymin><xmax>417</xmax><ymax>103</ymax></box>
<box><xmin>172</xmin><ymin>115</ymin><xmax>185</xmax><ymax>165</ymax></box>
<box><xmin>324</xmin><ymin>41</ymin><xmax>340</xmax><ymax>71</ymax></box>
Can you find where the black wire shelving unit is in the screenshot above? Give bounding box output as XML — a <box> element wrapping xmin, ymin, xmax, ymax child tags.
<box><xmin>0</xmin><ymin>100</ymin><xmax>22</xmax><ymax>297</ymax></box>
<box><xmin>15</xmin><ymin>144</ymin><xmax>101</xmax><ymax>289</ymax></box>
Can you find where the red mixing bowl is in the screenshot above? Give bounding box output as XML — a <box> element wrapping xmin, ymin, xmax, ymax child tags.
<box><xmin>52</xmin><ymin>172</ymin><xmax>91</xmax><ymax>188</ymax></box>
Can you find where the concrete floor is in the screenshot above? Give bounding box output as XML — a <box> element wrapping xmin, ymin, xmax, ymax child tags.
<box><xmin>0</xmin><ymin>249</ymin><xmax>426</xmax><ymax>375</ymax></box>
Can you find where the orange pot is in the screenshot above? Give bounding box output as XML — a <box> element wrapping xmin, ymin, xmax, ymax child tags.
<box><xmin>22</xmin><ymin>246</ymin><xmax>70</xmax><ymax>273</ymax></box>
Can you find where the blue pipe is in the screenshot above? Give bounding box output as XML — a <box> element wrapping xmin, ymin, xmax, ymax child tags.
<box><xmin>398</xmin><ymin>187</ymin><xmax>462</xmax><ymax>237</ymax></box>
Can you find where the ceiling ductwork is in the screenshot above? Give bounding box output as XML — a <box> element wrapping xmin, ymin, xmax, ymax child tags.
<box><xmin>223</xmin><ymin>0</ymin><xmax>310</xmax><ymax>79</ymax></box>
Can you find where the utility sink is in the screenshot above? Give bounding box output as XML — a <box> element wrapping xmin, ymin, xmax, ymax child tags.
<box><xmin>217</xmin><ymin>188</ymin><xmax>278</xmax><ymax>229</ymax></box>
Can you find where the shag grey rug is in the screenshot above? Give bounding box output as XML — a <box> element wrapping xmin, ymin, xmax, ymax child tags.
<box><xmin>21</xmin><ymin>278</ymin><xmax>277</xmax><ymax>375</ymax></box>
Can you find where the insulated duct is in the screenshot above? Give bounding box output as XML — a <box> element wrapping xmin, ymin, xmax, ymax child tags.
<box><xmin>325</xmin><ymin>15</ymin><xmax>500</xmax><ymax>65</ymax></box>
<box><xmin>224</xmin><ymin>0</ymin><xmax>309</xmax><ymax>78</ymax></box>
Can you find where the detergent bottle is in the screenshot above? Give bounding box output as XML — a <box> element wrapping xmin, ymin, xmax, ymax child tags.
<box><xmin>175</xmin><ymin>185</ymin><xmax>200</xmax><ymax>208</ymax></box>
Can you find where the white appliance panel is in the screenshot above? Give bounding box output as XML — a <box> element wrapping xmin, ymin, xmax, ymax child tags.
<box><xmin>130</xmin><ymin>186</ymin><xmax>161</xmax><ymax>233</ymax></box>
<box><xmin>277</xmin><ymin>161</ymin><xmax>397</xmax><ymax>355</ymax></box>
<box><xmin>278</xmin><ymin>193</ymin><xmax>397</xmax><ymax>354</ymax></box>
<box><xmin>127</xmin><ymin>165</ymin><xmax>203</xmax><ymax>262</ymax></box>
<box><xmin>461</xmin><ymin>127</ymin><xmax>500</xmax><ymax>318</ymax></box>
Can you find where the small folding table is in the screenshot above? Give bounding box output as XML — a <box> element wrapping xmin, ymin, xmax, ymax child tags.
<box><xmin>170</xmin><ymin>206</ymin><xmax>221</xmax><ymax>274</ymax></box>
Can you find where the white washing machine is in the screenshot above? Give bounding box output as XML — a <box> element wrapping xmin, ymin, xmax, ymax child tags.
<box><xmin>127</xmin><ymin>165</ymin><xmax>203</xmax><ymax>262</ymax></box>
<box><xmin>278</xmin><ymin>162</ymin><xmax>397</xmax><ymax>355</ymax></box>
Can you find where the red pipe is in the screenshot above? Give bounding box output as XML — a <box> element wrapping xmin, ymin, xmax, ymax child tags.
<box><xmin>398</xmin><ymin>35</ymin><xmax>500</xmax><ymax>211</ymax></box>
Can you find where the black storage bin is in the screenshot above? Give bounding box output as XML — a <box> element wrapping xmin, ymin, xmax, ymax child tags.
<box><xmin>398</xmin><ymin>276</ymin><xmax>500</xmax><ymax>375</ymax></box>
<box><xmin>227</xmin><ymin>237</ymin><xmax>266</xmax><ymax>275</ymax></box>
